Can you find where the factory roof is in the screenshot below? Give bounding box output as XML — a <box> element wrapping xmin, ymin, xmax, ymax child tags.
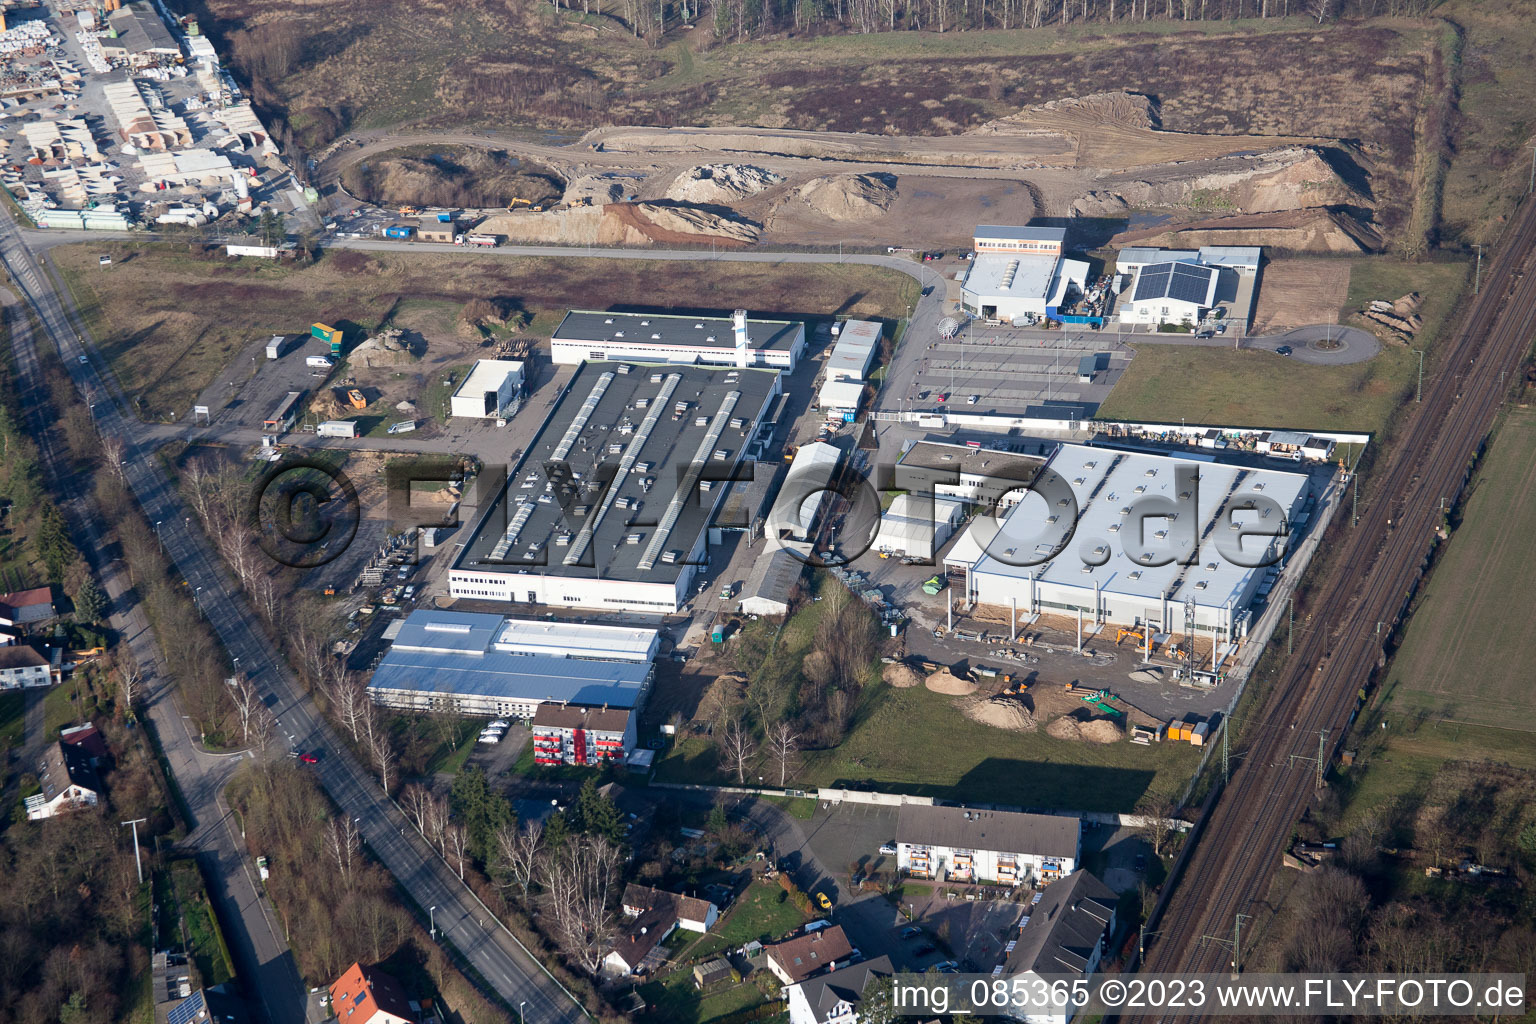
<box><xmin>975</xmin><ymin>225</ymin><xmax>1066</xmax><ymax>242</ymax></box>
<box><xmin>897</xmin><ymin>805</ymin><xmax>1081</xmax><ymax>860</ymax></box>
<box><xmin>817</xmin><ymin>379</ymin><xmax>865</xmax><ymax>410</ymax></box>
<box><xmin>493</xmin><ymin>617</ymin><xmax>658</xmax><ymax>661</ymax></box>
<box><xmin>1004</xmin><ymin>870</ymin><xmax>1117</xmax><ymax>978</ymax></box>
<box><xmin>972</xmin><ymin>444</ymin><xmax>1308</xmax><ymax>609</ymax></box>
<box><xmin>1117</xmin><ymin>246</ymin><xmax>1262</xmax><ymax>270</ymax></box>
<box><xmin>897</xmin><ymin>441</ymin><xmax>1045</xmax><ymax>506</ymax></box>
<box><xmin>740</xmin><ymin>547</ymin><xmax>805</xmax><ymax>612</ymax></box>
<box><xmin>826</xmin><ymin>319</ymin><xmax>881</xmax><ymax>381</ymax></box>
<box><xmin>552</xmin><ymin>310</ymin><xmax>802</xmax><ymax>353</ymax></box>
<box><xmin>1131</xmin><ymin>260</ymin><xmax>1219</xmax><ymax>306</ymax></box>
<box><xmin>943</xmin><ymin>516</ymin><xmax>1003</xmax><ymax>568</ymax></box>
<box><xmin>963</xmin><ymin>252</ymin><xmax>1060</xmax><ymax>301</ymax></box>
<box><xmin>391</xmin><ymin>610</ymin><xmax>505</xmax><ymax>653</ymax></box>
<box><xmin>106</xmin><ymin>3</ymin><xmax>179</xmax><ymax>54</ymax></box>
<box><xmin>454</xmin><ymin>361</ymin><xmax>779</xmax><ymax>584</ymax></box>
<box><xmin>454</xmin><ymin>359</ymin><xmax>524</xmax><ymax>399</ymax></box>
<box><xmin>769</xmin><ymin>441</ymin><xmax>842</xmax><ymax>539</ymax></box>
<box><xmin>368</xmin><ymin>648</ymin><xmax>650</xmax><ymax>708</ymax></box>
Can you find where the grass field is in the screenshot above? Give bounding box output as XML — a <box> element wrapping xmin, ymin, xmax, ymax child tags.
<box><xmin>674</xmin><ymin>877</ymin><xmax>809</xmax><ymax>961</ymax></box>
<box><xmin>636</xmin><ymin>968</ymin><xmax>771</xmax><ymax>1024</ymax></box>
<box><xmin>0</xmin><ymin>692</ymin><xmax>23</xmax><ymax>753</ymax></box>
<box><xmin>1098</xmin><ymin>257</ymin><xmax>1469</xmax><ymax>434</ymax></box>
<box><xmin>52</xmin><ymin>243</ymin><xmax>915</xmax><ymax>421</ymax></box>
<box><xmin>1381</xmin><ymin>407</ymin><xmax>1536</xmax><ymax>734</ymax></box>
<box><xmin>657</xmin><ymin>683</ymin><xmax>1196</xmax><ymax>814</ymax></box>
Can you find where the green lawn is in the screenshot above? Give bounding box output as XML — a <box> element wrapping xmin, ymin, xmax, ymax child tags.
<box><xmin>159</xmin><ymin>861</ymin><xmax>235</xmax><ymax>988</ymax></box>
<box><xmin>43</xmin><ymin>682</ymin><xmax>84</xmax><ymax>739</ymax></box>
<box><xmin>1385</xmin><ymin>407</ymin><xmax>1536</xmax><ymax>734</ymax></box>
<box><xmin>674</xmin><ymin>879</ymin><xmax>809</xmax><ymax>962</ymax></box>
<box><xmin>1099</xmin><ymin>257</ymin><xmax>1469</xmax><ymax>434</ymax></box>
<box><xmin>637</xmin><ymin>967</ymin><xmax>774</xmax><ymax>1024</ymax></box>
<box><xmin>0</xmin><ymin>692</ymin><xmax>24</xmax><ymax>751</ymax></box>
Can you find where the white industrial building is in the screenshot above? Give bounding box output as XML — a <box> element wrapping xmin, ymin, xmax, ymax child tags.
<box><xmin>960</xmin><ymin>226</ymin><xmax>1090</xmax><ymax>325</ymax></box>
<box><xmin>739</xmin><ymin>548</ymin><xmax>805</xmax><ymax>616</ymax></box>
<box><xmin>550</xmin><ymin>309</ymin><xmax>805</xmax><ymax>370</ymax></box>
<box><xmin>815</xmin><ymin>379</ymin><xmax>865</xmax><ymax>418</ymax></box>
<box><xmin>1115</xmin><ymin>246</ymin><xmax>1262</xmax><ymax>328</ymax></box>
<box><xmin>896</xmin><ymin>440</ymin><xmax>1045</xmax><ymax>511</ymax></box>
<box><xmin>367</xmin><ymin>610</ymin><xmax>657</xmax><ymax>719</ymax></box>
<box><xmin>959</xmin><ymin>444</ymin><xmax>1309</xmax><ymax>640</ymax></box>
<box><xmin>450</xmin><ymin>359</ymin><xmax>525</xmax><ymax>419</ymax></box>
<box><xmin>897</xmin><ymin>805</ymin><xmax>1081</xmax><ymax>887</ymax></box>
<box><xmin>825</xmin><ymin>320</ymin><xmax>881</xmax><ymax>382</ymax></box>
<box><xmin>873</xmin><ymin>494</ymin><xmax>966</xmax><ymax>560</ymax></box>
<box><xmin>450</xmin><ymin>361</ymin><xmax>781</xmax><ymax>612</ymax></box>
<box><xmin>765</xmin><ymin>442</ymin><xmax>842</xmax><ymax>545</ymax></box>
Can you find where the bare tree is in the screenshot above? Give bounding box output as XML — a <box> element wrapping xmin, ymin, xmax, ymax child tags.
<box><xmin>402</xmin><ymin>782</ymin><xmax>432</xmax><ymax>834</ymax></box>
<box><xmin>325</xmin><ymin>815</ymin><xmax>361</xmax><ymax>890</ymax></box>
<box><xmin>544</xmin><ymin>836</ymin><xmax>622</xmax><ymax>974</ymax></box>
<box><xmin>768</xmin><ymin>720</ymin><xmax>799</xmax><ymax>787</ymax></box>
<box><xmin>220</xmin><ymin>522</ymin><xmax>259</xmax><ymax>590</ymax></box>
<box><xmin>249</xmin><ymin>700</ymin><xmax>277</xmax><ymax>750</ymax></box>
<box><xmin>227</xmin><ymin>673</ymin><xmax>262</xmax><ymax>746</ymax></box>
<box><xmin>362</xmin><ymin>708</ymin><xmax>396</xmax><ymax>794</ymax></box>
<box><xmin>424</xmin><ymin>791</ymin><xmax>451</xmax><ymax>851</ymax></box>
<box><xmin>1135</xmin><ymin>796</ymin><xmax>1179</xmax><ymax>857</ymax></box>
<box><xmin>1308</xmin><ymin>0</ymin><xmax>1332</xmax><ymax>20</ymax></box>
<box><xmin>720</xmin><ymin>715</ymin><xmax>756</xmax><ymax>784</ymax></box>
<box><xmin>327</xmin><ymin>669</ymin><xmax>369</xmax><ymax>743</ymax></box>
<box><xmin>101</xmin><ymin>434</ymin><xmax>128</xmax><ymax>488</ymax></box>
<box><xmin>495</xmin><ymin>821</ymin><xmax>543</xmax><ymax>899</ymax></box>
<box><xmin>444</xmin><ymin>823</ymin><xmax>469</xmax><ymax>880</ymax></box>
<box><xmin>113</xmin><ymin>655</ymin><xmax>145</xmax><ymax>718</ymax></box>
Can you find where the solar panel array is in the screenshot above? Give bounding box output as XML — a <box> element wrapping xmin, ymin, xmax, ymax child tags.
<box><xmin>1131</xmin><ymin>260</ymin><xmax>1216</xmax><ymax>305</ymax></box>
<box><xmin>166</xmin><ymin>990</ymin><xmax>205</xmax><ymax>1024</ymax></box>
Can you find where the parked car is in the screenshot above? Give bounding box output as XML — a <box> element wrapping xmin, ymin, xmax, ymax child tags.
<box><xmin>935</xmin><ymin>961</ymin><xmax>959</xmax><ymax>974</ymax></box>
<box><xmin>967</xmin><ymin>394</ymin><xmax>979</xmax><ymax>405</ymax></box>
<box><xmin>1277</xmin><ymin>345</ymin><xmax>1293</xmax><ymax>357</ymax></box>
<box><xmin>923</xmin><ymin>251</ymin><xmax>942</xmax><ymax>262</ymax></box>
<box><xmin>900</xmin><ymin>926</ymin><xmax>922</xmax><ymax>940</ymax></box>
<box><xmin>78</xmin><ymin>354</ymin><xmax>88</xmax><ymax>364</ymax></box>
<box><xmin>914</xmin><ymin>944</ymin><xmax>937</xmax><ymax>957</ymax></box>
<box><xmin>1134</xmin><ymin>853</ymin><xmax>1148</xmax><ymax>872</ymax></box>
<box><xmin>299</xmin><ymin>751</ymin><xmax>320</xmax><ymax>764</ymax></box>
<box><xmin>816</xmin><ymin>892</ymin><xmax>833</xmax><ymax>911</ymax></box>
<box><xmin>879</xmin><ymin>841</ymin><xmax>897</xmax><ymax>855</ymax></box>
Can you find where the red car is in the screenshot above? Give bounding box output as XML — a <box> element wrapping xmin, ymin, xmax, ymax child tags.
<box><xmin>936</xmin><ymin>393</ymin><xmax>948</xmax><ymax>403</ymax></box>
<box><xmin>299</xmin><ymin>751</ymin><xmax>319</xmax><ymax>764</ymax></box>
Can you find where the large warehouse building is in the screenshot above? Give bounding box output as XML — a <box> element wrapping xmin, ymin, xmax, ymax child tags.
<box><xmin>960</xmin><ymin>226</ymin><xmax>1090</xmax><ymax>325</ymax></box>
<box><xmin>367</xmin><ymin>610</ymin><xmax>658</xmax><ymax>718</ymax></box>
<box><xmin>896</xmin><ymin>440</ymin><xmax>1045</xmax><ymax>511</ymax></box>
<box><xmin>958</xmin><ymin>444</ymin><xmax>1308</xmax><ymax>640</ymax></box>
<box><xmin>450</xmin><ymin>361</ymin><xmax>781</xmax><ymax>612</ymax></box>
<box><xmin>1115</xmin><ymin>246</ymin><xmax>1261</xmax><ymax>328</ymax></box>
<box><xmin>550</xmin><ymin>310</ymin><xmax>805</xmax><ymax>371</ymax></box>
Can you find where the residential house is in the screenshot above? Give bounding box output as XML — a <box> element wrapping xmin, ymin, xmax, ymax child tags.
<box><xmin>604</xmin><ymin>885</ymin><xmax>721</xmax><ymax>977</ymax></box>
<box><xmin>621</xmin><ymin>883</ymin><xmax>719</xmax><ymax>932</ymax></box>
<box><xmin>1001</xmin><ymin>870</ymin><xmax>1118</xmax><ymax>1024</ymax></box>
<box><xmin>785</xmin><ymin>955</ymin><xmax>892</xmax><ymax>1024</ymax></box>
<box><xmin>764</xmin><ymin>925</ymin><xmax>856</xmax><ymax>986</ymax></box>
<box><xmin>0</xmin><ymin>642</ymin><xmax>55</xmax><ymax>689</ymax></box>
<box><xmin>896</xmin><ymin>805</ymin><xmax>1081</xmax><ymax>886</ymax></box>
<box><xmin>329</xmin><ymin>962</ymin><xmax>416</xmax><ymax>1024</ymax></box>
<box><xmin>531</xmin><ymin>703</ymin><xmax>635</xmax><ymax>766</ymax></box>
<box><xmin>25</xmin><ymin>740</ymin><xmax>102</xmax><ymax>820</ymax></box>
<box><xmin>0</xmin><ymin>586</ymin><xmax>55</xmax><ymax>628</ymax></box>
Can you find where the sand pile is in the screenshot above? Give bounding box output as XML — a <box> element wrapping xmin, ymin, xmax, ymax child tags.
<box><xmin>798</xmin><ymin>173</ymin><xmax>898</xmax><ymax>222</ymax></box>
<box><xmin>925</xmin><ymin>669</ymin><xmax>977</xmax><ymax>696</ymax></box>
<box><xmin>310</xmin><ymin>391</ymin><xmax>351</xmax><ymax>420</ymax></box>
<box><xmin>561</xmin><ymin>172</ymin><xmax>644</xmax><ymax>206</ymax></box>
<box><xmin>477</xmin><ymin>202</ymin><xmax>759</xmax><ymax>247</ymax></box>
<box><xmin>1023</xmin><ymin>91</ymin><xmax>1157</xmax><ymax>130</ymax></box>
<box><xmin>882</xmin><ymin>662</ymin><xmax>923</xmax><ymax>689</ymax></box>
<box><xmin>350</xmin><ymin>328</ymin><xmax>416</xmax><ymax>368</ymax></box>
<box><xmin>666</xmin><ymin>164</ymin><xmax>783</xmax><ymax>204</ymax></box>
<box><xmin>1071</xmin><ymin>190</ymin><xmax>1130</xmax><ymax>217</ymax></box>
<box><xmin>628</xmin><ymin>201</ymin><xmax>761</xmax><ymax>244</ymax></box>
<box><xmin>1128</xmin><ymin>667</ymin><xmax>1165</xmax><ymax>685</ymax></box>
<box><xmin>961</xmin><ymin>694</ymin><xmax>1038</xmax><ymax>732</ymax></box>
<box><xmin>1113</xmin><ymin>207</ymin><xmax>1380</xmax><ymax>254</ymax></box>
<box><xmin>1114</xmin><ymin>146</ymin><xmax>1367</xmax><ymax>215</ymax></box>
<box><xmin>1046</xmin><ymin>715</ymin><xmax>1123</xmax><ymax>744</ymax></box>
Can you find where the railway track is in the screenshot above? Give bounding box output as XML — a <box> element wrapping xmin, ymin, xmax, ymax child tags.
<box><xmin>1138</xmin><ymin>198</ymin><xmax>1536</xmax><ymax>997</ymax></box>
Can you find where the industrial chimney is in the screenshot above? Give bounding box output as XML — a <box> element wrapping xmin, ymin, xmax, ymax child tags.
<box><xmin>732</xmin><ymin>309</ymin><xmax>749</xmax><ymax>368</ymax></box>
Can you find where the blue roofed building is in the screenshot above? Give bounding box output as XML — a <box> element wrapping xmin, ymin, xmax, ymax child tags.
<box><xmin>366</xmin><ymin>609</ymin><xmax>657</xmax><ymax>719</ymax></box>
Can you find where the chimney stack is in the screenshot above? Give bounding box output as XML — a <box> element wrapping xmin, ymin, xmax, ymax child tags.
<box><xmin>732</xmin><ymin>309</ymin><xmax>749</xmax><ymax>368</ymax></box>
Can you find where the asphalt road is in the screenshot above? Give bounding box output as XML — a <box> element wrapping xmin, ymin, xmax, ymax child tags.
<box><xmin>0</xmin><ymin>218</ymin><xmax>590</xmax><ymax>1022</ymax></box>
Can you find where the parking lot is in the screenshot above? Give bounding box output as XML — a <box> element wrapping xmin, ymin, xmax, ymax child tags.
<box><xmin>897</xmin><ymin>325</ymin><xmax>1131</xmax><ymax>419</ymax></box>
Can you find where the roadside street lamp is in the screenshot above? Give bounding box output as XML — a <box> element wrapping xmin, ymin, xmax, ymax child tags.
<box><xmin>154</xmin><ymin>521</ymin><xmax>163</xmax><ymax>553</ymax></box>
<box><xmin>520</xmin><ymin>1001</ymin><xmax>527</xmax><ymax>1024</ymax></box>
<box><xmin>430</xmin><ymin>905</ymin><xmax>436</xmax><ymax>941</ymax></box>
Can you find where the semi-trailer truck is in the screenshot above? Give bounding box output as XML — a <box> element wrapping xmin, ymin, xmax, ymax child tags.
<box><xmin>462</xmin><ymin>233</ymin><xmax>499</xmax><ymax>247</ymax></box>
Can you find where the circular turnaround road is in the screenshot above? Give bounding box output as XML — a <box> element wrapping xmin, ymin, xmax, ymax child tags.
<box><xmin>1248</xmin><ymin>324</ymin><xmax>1381</xmax><ymax>364</ymax></box>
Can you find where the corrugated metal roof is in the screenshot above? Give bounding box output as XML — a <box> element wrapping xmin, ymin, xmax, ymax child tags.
<box><xmin>826</xmin><ymin>319</ymin><xmax>881</xmax><ymax>381</ymax></box>
<box><xmin>391</xmin><ymin>610</ymin><xmax>505</xmax><ymax>652</ymax></box>
<box><xmin>494</xmin><ymin>618</ymin><xmax>658</xmax><ymax>661</ymax></box>
<box><xmin>975</xmin><ymin>224</ymin><xmax>1066</xmax><ymax>242</ymax></box>
<box><xmin>369</xmin><ymin>648</ymin><xmax>650</xmax><ymax>706</ymax></box>
<box><xmin>552</xmin><ymin>310</ymin><xmax>802</xmax><ymax>353</ymax></box>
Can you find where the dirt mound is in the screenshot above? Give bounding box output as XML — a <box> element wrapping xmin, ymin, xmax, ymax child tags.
<box><xmin>925</xmin><ymin>669</ymin><xmax>977</xmax><ymax>696</ymax></box>
<box><xmin>882</xmin><ymin>662</ymin><xmax>923</xmax><ymax>689</ymax></box>
<box><xmin>477</xmin><ymin>201</ymin><xmax>759</xmax><ymax>247</ymax></box>
<box><xmin>561</xmin><ymin>172</ymin><xmax>644</xmax><ymax>206</ymax></box>
<box><xmin>351</xmin><ymin>328</ymin><xmax>416</xmax><ymax>368</ymax></box>
<box><xmin>1128</xmin><ymin>667</ymin><xmax>1165</xmax><ymax>685</ymax></box>
<box><xmin>310</xmin><ymin>391</ymin><xmax>351</xmax><ymax>420</ymax></box>
<box><xmin>1017</xmin><ymin>91</ymin><xmax>1158</xmax><ymax>130</ymax></box>
<box><xmin>798</xmin><ymin>173</ymin><xmax>897</xmax><ymax>222</ymax></box>
<box><xmin>1045</xmin><ymin>714</ymin><xmax>1122</xmax><ymax>744</ymax></box>
<box><xmin>960</xmin><ymin>694</ymin><xmax>1038</xmax><ymax>732</ymax></box>
<box><xmin>666</xmin><ymin>164</ymin><xmax>783</xmax><ymax>204</ymax></box>
<box><xmin>1112</xmin><ymin>207</ymin><xmax>1380</xmax><ymax>254</ymax></box>
<box><xmin>1114</xmin><ymin>146</ymin><xmax>1367</xmax><ymax>215</ymax></box>
<box><xmin>1072</xmin><ymin>190</ymin><xmax>1130</xmax><ymax>217</ymax></box>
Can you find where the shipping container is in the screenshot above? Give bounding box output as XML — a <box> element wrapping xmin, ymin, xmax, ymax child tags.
<box><xmin>264</xmin><ymin>334</ymin><xmax>290</xmax><ymax>359</ymax></box>
<box><xmin>316</xmin><ymin>420</ymin><xmax>357</xmax><ymax>438</ymax></box>
<box><xmin>384</xmin><ymin>225</ymin><xmax>414</xmax><ymax>240</ymax></box>
<box><xmin>436</xmin><ymin>212</ymin><xmax>454</xmax><ymax>223</ymax></box>
<box><xmin>311</xmin><ymin>323</ymin><xmax>342</xmax><ymax>344</ymax></box>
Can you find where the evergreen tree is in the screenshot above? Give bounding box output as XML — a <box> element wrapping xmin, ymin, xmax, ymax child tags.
<box><xmin>74</xmin><ymin>576</ymin><xmax>107</xmax><ymax>624</ymax></box>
